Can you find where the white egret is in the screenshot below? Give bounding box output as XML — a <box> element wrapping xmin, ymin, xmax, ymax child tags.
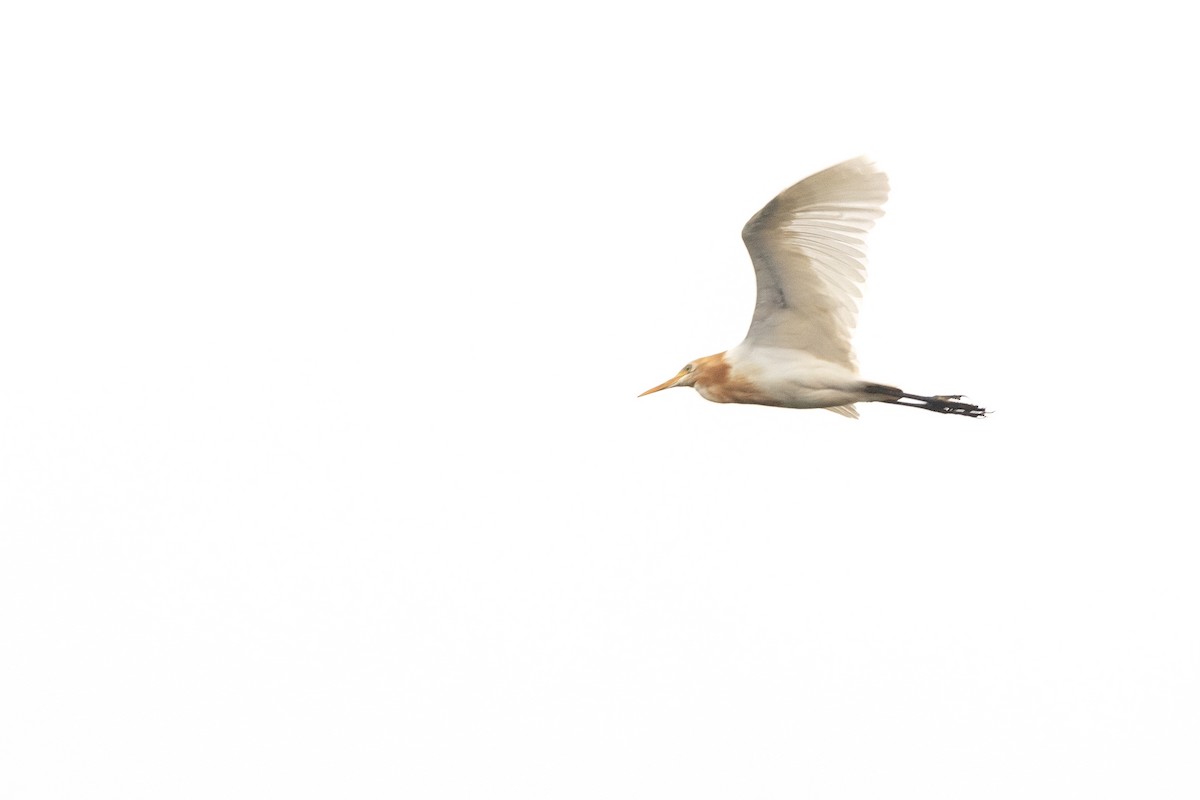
<box><xmin>641</xmin><ymin>157</ymin><xmax>986</xmax><ymax>418</ymax></box>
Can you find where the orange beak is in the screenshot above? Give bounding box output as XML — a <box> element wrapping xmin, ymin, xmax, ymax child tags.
<box><xmin>639</xmin><ymin>369</ymin><xmax>687</xmax><ymax>397</ymax></box>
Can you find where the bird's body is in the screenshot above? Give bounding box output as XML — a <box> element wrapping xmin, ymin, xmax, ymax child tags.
<box><xmin>641</xmin><ymin>157</ymin><xmax>986</xmax><ymax>418</ymax></box>
<box><xmin>685</xmin><ymin>348</ymin><xmax>861</xmax><ymax>409</ymax></box>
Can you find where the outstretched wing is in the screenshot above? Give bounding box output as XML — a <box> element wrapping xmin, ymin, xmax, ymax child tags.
<box><xmin>740</xmin><ymin>157</ymin><xmax>889</xmax><ymax>370</ymax></box>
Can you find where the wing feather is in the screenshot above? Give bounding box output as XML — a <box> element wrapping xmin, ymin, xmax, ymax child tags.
<box><xmin>740</xmin><ymin>157</ymin><xmax>888</xmax><ymax>370</ymax></box>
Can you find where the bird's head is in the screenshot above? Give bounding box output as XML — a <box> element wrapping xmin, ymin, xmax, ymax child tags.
<box><xmin>639</xmin><ymin>353</ymin><xmax>726</xmax><ymax>397</ymax></box>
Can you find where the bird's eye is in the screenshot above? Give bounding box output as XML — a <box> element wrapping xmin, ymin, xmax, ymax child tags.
<box><xmin>684</xmin><ymin>364</ymin><xmax>695</xmax><ymax>373</ymax></box>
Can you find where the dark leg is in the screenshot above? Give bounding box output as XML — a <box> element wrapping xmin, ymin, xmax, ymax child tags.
<box><xmin>892</xmin><ymin>393</ymin><xmax>988</xmax><ymax>417</ymax></box>
<box><xmin>860</xmin><ymin>383</ymin><xmax>988</xmax><ymax>417</ymax></box>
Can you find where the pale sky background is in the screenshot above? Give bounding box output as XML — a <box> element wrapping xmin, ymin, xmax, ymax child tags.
<box><xmin>3</xmin><ymin>3</ymin><xmax>1199</xmax><ymax>798</ymax></box>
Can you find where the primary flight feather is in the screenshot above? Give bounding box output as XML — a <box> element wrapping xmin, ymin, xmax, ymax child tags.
<box><xmin>640</xmin><ymin>157</ymin><xmax>986</xmax><ymax>418</ymax></box>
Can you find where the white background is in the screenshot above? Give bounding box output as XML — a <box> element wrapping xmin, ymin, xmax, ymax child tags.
<box><xmin>3</xmin><ymin>3</ymin><xmax>1198</xmax><ymax>798</ymax></box>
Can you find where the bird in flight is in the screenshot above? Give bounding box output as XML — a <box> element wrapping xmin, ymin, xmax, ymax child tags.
<box><xmin>640</xmin><ymin>157</ymin><xmax>986</xmax><ymax>418</ymax></box>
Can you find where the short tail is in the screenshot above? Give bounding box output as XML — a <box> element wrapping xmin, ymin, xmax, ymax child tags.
<box><xmin>863</xmin><ymin>384</ymin><xmax>989</xmax><ymax>417</ymax></box>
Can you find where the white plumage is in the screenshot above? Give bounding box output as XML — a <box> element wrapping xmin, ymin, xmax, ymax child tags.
<box><xmin>740</xmin><ymin>156</ymin><xmax>887</xmax><ymax>371</ymax></box>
